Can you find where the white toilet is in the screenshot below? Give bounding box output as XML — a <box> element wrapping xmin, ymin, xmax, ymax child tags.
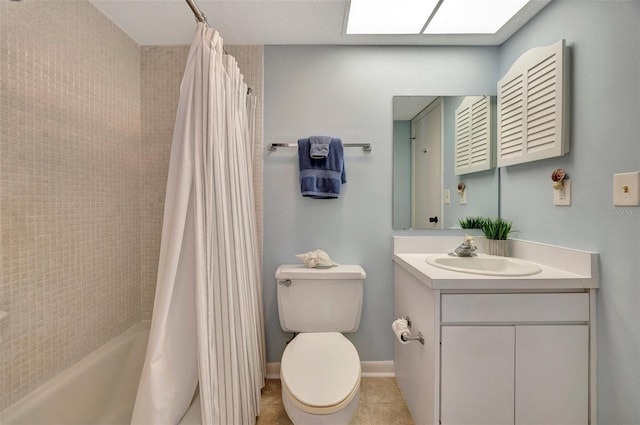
<box><xmin>275</xmin><ymin>264</ymin><xmax>366</xmax><ymax>425</ymax></box>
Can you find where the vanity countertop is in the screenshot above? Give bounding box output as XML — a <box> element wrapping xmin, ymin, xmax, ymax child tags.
<box><xmin>393</xmin><ymin>253</ymin><xmax>598</xmax><ymax>290</ymax></box>
<box><xmin>392</xmin><ymin>236</ymin><xmax>599</xmax><ymax>291</ymax></box>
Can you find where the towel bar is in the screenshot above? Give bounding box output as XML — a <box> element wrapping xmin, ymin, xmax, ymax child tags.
<box><xmin>268</xmin><ymin>142</ymin><xmax>371</xmax><ymax>152</ymax></box>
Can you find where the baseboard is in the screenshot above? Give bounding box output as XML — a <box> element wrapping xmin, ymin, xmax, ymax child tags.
<box><xmin>266</xmin><ymin>362</ymin><xmax>280</xmax><ymax>379</ymax></box>
<box><xmin>361</xmin><ymin>361</ymin><xmax>395</xmax><ymax>377</ymax></box>
<box><xmin>266</xmin><ymin>361</ymin><xmax>394</xmax><ymax>379</ymax></box>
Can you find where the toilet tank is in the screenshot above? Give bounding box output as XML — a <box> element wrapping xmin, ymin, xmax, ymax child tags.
<box><xmin>276</xmin><ymin>264</ymin><xmax>366</xmax><ymax>333</ymax></box>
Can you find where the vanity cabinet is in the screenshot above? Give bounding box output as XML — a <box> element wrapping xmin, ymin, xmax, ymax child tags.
<box><xmin>440</xmin><ymin>325</ymin><xmax>515</xmax><ymax>424</ymax></box>
<box><xmin>393</xmin><ymin>264</ymin><xmax>596</xmax><ymax>425</ymax></box>
<box><xmin>441</xmin><ymin>323</ymin><xmax>589</xmax><ymax>425</ymax></box>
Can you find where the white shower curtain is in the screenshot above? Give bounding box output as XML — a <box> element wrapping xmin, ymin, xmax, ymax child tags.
<box><xmin>132</xmin><ymin>23</ymin><xmax>265</xmax><ymax>425</ymax></box>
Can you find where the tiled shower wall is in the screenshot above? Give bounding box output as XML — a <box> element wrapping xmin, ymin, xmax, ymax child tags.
<box><xmin>1</xmin><ymin>1</ymin><xmax>264</xmax><ymax>409</ymax></box>
<box><xmin>0</xmin><ymin>1</ymin><xmax>141</xmax><ymax>409</ymax></box>
<box><xmin>140</xmin><ymin>46</ymin><xmax>190</xmax><ymax>319</ymax></box>
<box><xmin>140</xmin><ymin>45</ymin><xmax>264</xmax><ymax>318</ymax></box>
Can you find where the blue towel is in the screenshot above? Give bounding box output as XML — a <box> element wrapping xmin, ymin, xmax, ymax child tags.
<box><xmin>298</xmin><ymin>138</ymin><xmax>346</xmax><ymax>199</ymax></box>
<box><xmin>309</xmin><ymin>136</ymin><xmax>331</xmax><ymax>159</ymax></box>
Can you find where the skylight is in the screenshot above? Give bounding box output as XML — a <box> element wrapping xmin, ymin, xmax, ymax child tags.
<box><xmin>424</xmin><ymin>0</ymin><xmax>531</xmax><ymax>34</ymax></box>
<box><xmin>346</xmin><ymin>0</ymin><xmax>532</xmax><ymax>35</ymax></box>
<box><xmin>346</xmin><ymin>0</ymin><xmax>440</xmax><ymax>34</ymax></box>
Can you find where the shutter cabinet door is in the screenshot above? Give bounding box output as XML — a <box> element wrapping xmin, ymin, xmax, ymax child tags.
<box><xmin>454</xmin><ymin>95</ymin><xmax>494</xmax><ymax>175</ymax></box>
<box><xmin>497</xmin><ymin>39</ymin><xmax>570</xmax><ymax>167</ymax></box>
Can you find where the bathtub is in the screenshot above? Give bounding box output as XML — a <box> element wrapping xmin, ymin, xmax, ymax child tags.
<box><xmin>1</xmin><ymin>322</ymin><xmax>202</xmax><ymax>425</ymax></box>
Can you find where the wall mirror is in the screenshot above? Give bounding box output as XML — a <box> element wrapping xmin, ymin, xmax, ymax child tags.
<box><xmin>393</xmin><ymin>96</ymin><xmax>500</xmax><ymax>230</ymax></box>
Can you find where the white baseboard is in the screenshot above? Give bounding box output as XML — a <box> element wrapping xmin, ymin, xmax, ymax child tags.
<box><xmin>266</xmin><ymin>361</ymin><xmax>394</xmax><ymax>380</ymax></box>
<box><xmin>361</xmin><ymin>361</ymin><xmax>395</xmax><ymax>377</ymax></box>
<box><xmin>266</xmin><ymin>362</ymin><xmax>280</xmax><ymax>379</ymax></box>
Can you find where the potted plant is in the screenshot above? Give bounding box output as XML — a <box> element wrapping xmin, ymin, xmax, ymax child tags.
<box><xmin>481</xmin><ymin>218</ymin><xmax>512</xmax><ymax>256</ymax></box>
<box><xmin>457</xmin><ymin>216</ymin><xmax>487</xmax><ymax>230</ymax></box>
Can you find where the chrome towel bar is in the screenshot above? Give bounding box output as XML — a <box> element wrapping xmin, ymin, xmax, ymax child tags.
<box><xmin>268</xmin><ymin>143</ymin><xmax>371</xmax><ymax>152</ymax></box>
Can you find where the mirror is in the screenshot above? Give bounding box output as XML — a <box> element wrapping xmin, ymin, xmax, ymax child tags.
<box><xmin>393</xmin><ymin>96</ymin><xmax>500</xmax><ymax>230</ymax></box>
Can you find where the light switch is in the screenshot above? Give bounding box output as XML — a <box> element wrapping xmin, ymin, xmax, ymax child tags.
<box><xmin>444</xmin><ymin>189</ymin><xmax>451</xmax><ymax>204</ymax></box>
<box><xmin>613</xmin><ymin>172</ymin><xmax>640</xmax><ymax>206</ymax></box>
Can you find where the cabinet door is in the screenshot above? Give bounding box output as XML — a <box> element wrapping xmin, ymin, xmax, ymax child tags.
<box><xmin>497</xmin><ymin>39</ymin><xmax>570</xmax><ymax>167</ymax></box>
<box><xmin>441</xmin><ymin>326</ymin><xmax>515</xmax><ymax>425</ymax></box>
<box><xmin>515</xmin><ymin>325</ymin><xmax>589</xmax><ymax>425</ymax></box>
<box><xmin>454</xmin><ymin>95</ymin><xmax>494</xmax><ymax>175</ymax></box>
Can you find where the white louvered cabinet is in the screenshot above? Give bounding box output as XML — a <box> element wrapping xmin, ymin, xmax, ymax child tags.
<box><xmin>454</xmin><ymin>96</ymin><xmax>495</xmax><ymax>175</ymax></box>
<box><xmin>497</xmin><ymin>40</ymin><xmax>570</xmax><ymax>167</ymax></box>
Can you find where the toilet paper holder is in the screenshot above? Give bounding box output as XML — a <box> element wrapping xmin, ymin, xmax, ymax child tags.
<box><xmin>402</xmin><ymin>331</ymin><xmax>424</xmax><ymax>345</ymax></box>
<box><xmin>395</xmin><ymin>316</ymin><xmax>425</xmax><ymax>345</ymax></box>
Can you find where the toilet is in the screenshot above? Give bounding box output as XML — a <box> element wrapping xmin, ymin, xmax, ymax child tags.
<box><xmin>276</xmin><ymin>264</ymin><xmax>366</xmax><ymax>425</ymax></box>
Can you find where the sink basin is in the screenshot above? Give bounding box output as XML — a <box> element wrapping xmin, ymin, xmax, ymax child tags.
<box><xmin>425</xmin><ymin>254</ymin><xmax>542</xmax><ymax>276</ymax></box>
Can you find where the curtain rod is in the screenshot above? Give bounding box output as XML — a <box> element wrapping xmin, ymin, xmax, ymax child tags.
<box><xmin>185</xmin><ymin>0</ymin><xmax>208</xmax><ymax>25</ymax></box>
<box><xmin>183</xmin><ymin>0</ymin><xmax>253</xmax><ymax>96</ymax></box>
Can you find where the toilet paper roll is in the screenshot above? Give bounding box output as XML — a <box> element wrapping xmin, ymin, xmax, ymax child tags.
<box><xmin>392</xmin><ymin>319</ymin><xmax>410</xmax><ymax>345</ymax></box>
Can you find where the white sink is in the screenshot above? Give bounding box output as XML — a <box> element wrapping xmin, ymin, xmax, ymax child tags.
<box><xmin>425</xmin><ymin>254</ymin><xmax>542</xmax><ymax>276</ymax></box>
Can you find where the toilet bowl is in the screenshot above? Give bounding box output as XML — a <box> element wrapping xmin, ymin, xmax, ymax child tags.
<box><xmin>280</xmin><ymin>332</ymin><xmax>361</xmax><ymax>425</ymax></box>
<box><xmin>276</xmin><ymin>264</ymin><xmax>366</xmax><ymax>425</ymax></box>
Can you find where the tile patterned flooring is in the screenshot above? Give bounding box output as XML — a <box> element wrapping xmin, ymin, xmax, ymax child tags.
<box><xmin>257</xmin><ymin>378</ymin><xmax>415</xmax><ymax>425</ymax></box>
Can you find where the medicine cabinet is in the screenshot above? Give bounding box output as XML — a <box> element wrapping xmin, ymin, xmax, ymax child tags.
<box><xmin>497</xmin><ymin>39</ymin><xmax>570</xmax><ymax>167</ymax></box>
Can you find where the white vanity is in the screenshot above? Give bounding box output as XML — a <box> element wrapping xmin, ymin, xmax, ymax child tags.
<box><xmin>393</xmin><ymin>236</ymin><xmax>599</xmax><ymax>425</ymax></box>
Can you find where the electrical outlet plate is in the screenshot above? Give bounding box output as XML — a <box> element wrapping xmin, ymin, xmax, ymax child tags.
<box><xmin>459</xmin><ymin>190</ymin><xmax>467</xmax><ymax>205</ymax></box>
<box><xmin>613</xmin><ymin>172</ymin><xmax>640</xmax><ymax>206</ymax></box>
<box><xmin>444</xmin><ymin>189</ymin><xmax>451</xmax><ymax>204</ymax></box>
<box><xmin>554</xmin><ymin>179</ymin><xmax>571</xmax><ymax>206</ymax></box>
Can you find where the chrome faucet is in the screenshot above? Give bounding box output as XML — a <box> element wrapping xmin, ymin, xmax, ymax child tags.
<box><xmin>450</xmin><ymin>235</ymin><xmax>478</xmax><ymax>257</ymax></box>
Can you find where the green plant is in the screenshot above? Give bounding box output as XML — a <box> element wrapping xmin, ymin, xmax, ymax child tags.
<box><xmin>458</xmin><ymin>216</ymin><xmax>488</xmax><ymax>229</ymax></box>
<box><xmin>481</xmin><ymin>218</ymin><xmax>513</xmax><ymax>240</ymax></box>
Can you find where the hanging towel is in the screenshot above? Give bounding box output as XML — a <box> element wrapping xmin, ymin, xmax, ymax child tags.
<box><xmin>298</xmin><ymin>138</ymin><xmax>346</xmax><ymax>199</ymax></box>
<box><xmin>309</xmin><ymin>136</ymin><xmax>332</xmax><ymax>159</ymax></box>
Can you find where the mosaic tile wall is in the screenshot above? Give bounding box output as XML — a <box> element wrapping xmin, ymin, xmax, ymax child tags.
<box><xmin>140</xmin><ymin>44</ymin><xmax>264</xmax><ymax>319</ymax></box>
<box><xmin>0</xmin><ymin>1</ymin><xmax>141</xmax><ymax>409</ymax></box>
<box><xmin>0</xmin><ymin>0</ymin><xmax>263</xmax><ymax>409</ymax></box>
<box><xmin>140</xmin><ymin>46</ymin><xmax>190</xmax><ymax>320</ymax></box>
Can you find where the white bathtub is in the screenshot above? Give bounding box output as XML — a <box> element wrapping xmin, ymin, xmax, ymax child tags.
<box><xmin>1</xmin><ymin>322</ymin><xmax>202</xmax><ymax>425</ymax></box>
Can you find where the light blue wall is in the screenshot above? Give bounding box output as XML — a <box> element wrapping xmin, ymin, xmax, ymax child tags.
<box><xmin>264</xmin><ymin>3</ymin><xmax>640</xmax><ymax>421</ymax></box>
<box><xmin>264</xmin><ymin>45</ymin><xmax>499</xmax><ymax>362</ymax></box>
<box><xmin>393</xmin><ymin>120</ymin><xmax>411</xmax><ymax>229</ymax></box>
<box><xmin>497</xmin><ymin>1</ymin><xmax>640</xmax><ymax>423</ymax></box>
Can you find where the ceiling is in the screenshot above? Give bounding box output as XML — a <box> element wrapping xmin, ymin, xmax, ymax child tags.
<box><xmin>89</xmin><ymin>0</ymin><xmax>551</xmax><ymax>46</ymax></box>
<box><xmin>393</xmin><ymin>96</ymin><xmax>438</xmax><ymax>121</ymax></box>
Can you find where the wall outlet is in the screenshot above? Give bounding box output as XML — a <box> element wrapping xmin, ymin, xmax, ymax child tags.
<box><xmin>459</xmin><ymin>190</ymin><xmax>467</xmax><ymax>205</ymax></box>
<box><xmin>554</xmin><ymin>179</ymin><xmax>571</xmax><ymax>206</ymax></box>
<box><xmin>613</xmin><ymin>172</ymin><xmax>640</xmax><ymax>206</ymax></box>
<box><xmin>444</xmin><ymin>189</ymin><xmax>451</xmax><ymax>204</ymax></box>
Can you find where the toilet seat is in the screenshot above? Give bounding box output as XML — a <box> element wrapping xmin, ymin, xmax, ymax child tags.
<box><xmin>280</xmin><ymin>332</ymin><xmax>361</xmax><ymax>415</ymax></box>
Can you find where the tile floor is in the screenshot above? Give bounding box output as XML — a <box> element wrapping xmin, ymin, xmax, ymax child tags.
<box><xmin>257</xmin><ymin>378</ymin><xmax>415</xmax><ymax>425</ymax></box>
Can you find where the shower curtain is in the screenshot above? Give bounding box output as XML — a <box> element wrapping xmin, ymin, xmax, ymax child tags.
<box><xmin>132</xmin><ymin>23</ymin><xmax>265</xmax><ymax>425</ymax></box>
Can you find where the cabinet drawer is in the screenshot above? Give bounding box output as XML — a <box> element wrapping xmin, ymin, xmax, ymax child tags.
<box><xmin>441</xmin><ymin>293</ymin><xmax>589</xmax><ymax>323</ymax></box>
